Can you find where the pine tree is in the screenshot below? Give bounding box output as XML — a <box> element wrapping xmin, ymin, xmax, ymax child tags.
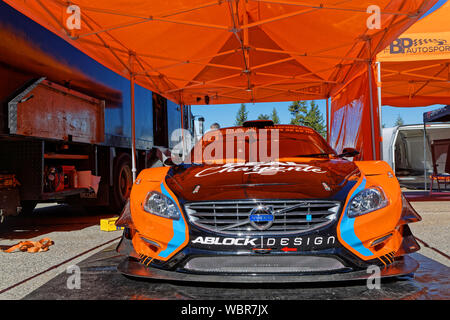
<box><xmin>305</xmin><ymin>101</ymin><xmax>326</xmax><ymax>137</ymax></box>
<box><xmin>289</xmin><ymin>101</ymin><xmax>308</xmax><ymax>125</ymax></box>
<box><xmin>258</xmin><ymin>114</ymin><xmax>270</xmax><ymax>120</ymax></box>
<box><xmin>289</xmin><ymin>100</ymin><xmax>326</xmax><ymax>137</ymax></box>
<box><xmin>235</xmin><ymin>103</ymin><xmax>248</xmax><ymax>126</ymax></box>
<box><xmin>271</xmin><ymin>108</ymin><xmax>280</xmax><ymax>124</ymax></box>
<box><xmin>394</xmin><ymin>114</ymin><xmax>404</xmax><ymax>126</ymax></box>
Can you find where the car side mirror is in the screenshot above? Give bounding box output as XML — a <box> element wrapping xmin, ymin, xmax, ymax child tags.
<box><xmin>338</xmin><ymin>147</ymin><xmax>360</xmax><ymax>158</ymax></box>
<box><xmin>163</xmin><ymin>157</ymin><xmax>176</xmax><ymax>166</ymax></box>
<box><xmin>154</xmin><ymin>146</ymin><xmax>179</xmax><ymax>166</ymax></box>
<box><xmin>163</xmin><ymin>150</ymin><xmax>184</xmax><ymax>166</ymax></box>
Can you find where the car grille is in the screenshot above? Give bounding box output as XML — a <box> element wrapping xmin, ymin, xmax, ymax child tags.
<box><xmin>184</xmin><ymin>200</ymin><xmax>341</xmax><ymax>235</ymax></box>
<box><xmin>183</xmin><ymin>255</ymin><xmax>346</xmax><ymax>273</ymax></box>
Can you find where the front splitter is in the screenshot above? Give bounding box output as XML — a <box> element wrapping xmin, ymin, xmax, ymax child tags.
<box><xmin>117</xmin><ymin>255</ymin><xmax>419</xmax><ymax>283</ymax></box>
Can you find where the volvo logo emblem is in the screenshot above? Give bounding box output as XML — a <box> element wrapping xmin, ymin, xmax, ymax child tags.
<box><xmin>249</xmin><ymin>205</ymin><xmax>274</xmax><ymax>231</ymax></box>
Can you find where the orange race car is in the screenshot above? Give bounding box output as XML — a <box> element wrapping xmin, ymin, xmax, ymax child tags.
<box><xmin>116</xmin><ymin>120</ymin><xmax>422</xmax><ymax>282</ymax></box>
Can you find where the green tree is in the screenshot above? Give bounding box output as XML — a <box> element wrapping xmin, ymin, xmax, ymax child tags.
<box><xmin>257</xmin><ymin>114</ymin><xmax>270</xmax><ymax>120</ymax></box>
<box><xmin>394</xmin><ymin>114</ymin><xmax>404</xmax><ymax>126</ymax></box>
<box><xmin>235</xmin><ymin>103</ymin><xmax>248</xmax><ymax>126</ymax></box>
<box><xmin>271</xmin><ymin>108</ymin><xmax>280</xmax><ymax>124</ymax></box>
<box><xmin>289</xmin><ymin>101</ymin><xmax>308</xmax><ymax>125</ymax></box>
<box><xmin>289</xmin><ymin>100</ymin><xmax>326</xmax><ymax>137</ymax></box>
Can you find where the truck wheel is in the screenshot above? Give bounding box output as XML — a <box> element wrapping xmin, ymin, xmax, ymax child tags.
<box><xmin>110</xmin><ymin>153</ymin><xmax>133</xmax><ymax>212</ymax></box>
<box><xmin>20</xmin><ymin>200</ymin><xmax>37</xmax><ymax>216</ymax></box>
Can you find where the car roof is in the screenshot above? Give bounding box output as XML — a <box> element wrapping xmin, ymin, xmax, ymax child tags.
<box><xmin>217</xmin><ymin>123</ymin><xmax>317</xmax><ymax>133</ymax></box>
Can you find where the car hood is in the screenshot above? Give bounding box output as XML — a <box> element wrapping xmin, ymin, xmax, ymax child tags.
<box><xmin>165</xmin><ymin>160</ymin><xmax>360</xmax><ymax>202</ymax></box>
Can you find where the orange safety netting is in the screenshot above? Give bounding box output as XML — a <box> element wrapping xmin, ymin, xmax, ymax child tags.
<box><xmin>377</xmin><ymin>1</ymin><xmax>450</xmax><ymax>107</ymax></box>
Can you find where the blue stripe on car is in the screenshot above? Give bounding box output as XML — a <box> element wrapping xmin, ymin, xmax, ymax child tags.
<box><xmin>157</xmin><ymin>182</ymin><xmax>186</xmax><ymax>259</ymax></box>
<box><xmin>339</xmin><ymin>177</ymin><xmax>374</xmax><ymax>257</ymax></box>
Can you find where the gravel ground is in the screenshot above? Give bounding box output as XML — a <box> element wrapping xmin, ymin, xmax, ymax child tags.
<box><xmin>409</xmin><ymin>202</ymin><xmax>450</xmax><ymax>267</ymax></box>
<box><xmin>0</xmin><ymin>201</ymin><xmax>448</xmax><ymax>300</ymax></box>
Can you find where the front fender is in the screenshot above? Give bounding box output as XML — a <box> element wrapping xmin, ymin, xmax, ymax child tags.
<box><xmin>337</xmin><ymin>161</ymin><xmax>418</xmax><ymax>264</ymax></box>
<box><xmin>129</xmin><ymin>167</ymin><xmax>189</xmax><ymax>262</ymax></box>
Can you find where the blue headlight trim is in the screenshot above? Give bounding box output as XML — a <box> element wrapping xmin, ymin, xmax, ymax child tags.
<box><xmin>339</xmin><ymin>177</ymin><xmax>374</xmax><ymax>257</ymax></box>
<box><xmin>157</xmin><ymin>182</ymin><xmax>186</xmax><ymax>259</ymax></box>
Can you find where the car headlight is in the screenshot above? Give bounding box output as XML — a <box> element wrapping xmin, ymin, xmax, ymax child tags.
<box><xmin>143</xmin><ymin>191</ymin><xmax>180</xmax><ymax>220</ymax></box>
<box><xmin>347</xmin><ymin>187</ymin><xmax>388</xmax><ymax>218</ymax></box>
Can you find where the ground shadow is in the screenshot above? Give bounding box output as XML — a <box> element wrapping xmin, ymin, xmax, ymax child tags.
<box><xmin>0</xmin><ymin>204</ymin><xmax>117</xmax><ymax>243</ymax></box>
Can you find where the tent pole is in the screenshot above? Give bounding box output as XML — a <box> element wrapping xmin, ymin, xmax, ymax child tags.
<box><xmin>367</xmin><ymin>61</ymin><xmax>377</xmax><ymax>160</ymax></box>
<box><xmin>423</xmin><ymin>122</ymin><xmax>427</xmax><ymax>191</ymax></box>
<box><xmin>180</xmin><ymin>103</ymin><xmax>185</xmax><ymax>156</ymax></box>
<box><xmin>180</xmin><ymin>104</ymin><xmax>184</xmax><ymax>131</ymax></box>
<box><xmin>376</xmin><ymin>62</ymin><xmax>383</xmax><ymax>160</ymax></box>
<box><xmin>129</xmin><ymin>57</ymin><xmax>137</xmax><ymax>182</ymax></box>
<box><xmin>326</xmin><ymin>97</ymin><xmax>329</xmax><ymax>143</ymax></box>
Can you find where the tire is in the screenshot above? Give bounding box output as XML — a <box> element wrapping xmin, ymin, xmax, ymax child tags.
<box><xmin>110</xmin><ymin>153</ymin><xmax>133</xmax><ymax>212</ymax></box>
<box><xmin>20</xmin><ymin>200</ymin><xmax>37</xmax><ymax>216</ymax></box>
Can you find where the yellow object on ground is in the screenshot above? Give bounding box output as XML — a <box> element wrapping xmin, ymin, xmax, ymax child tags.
<box><xmin>100</xmin><ymin>217</ymin><xmax>124</xmax><ymax>232</ymax></box>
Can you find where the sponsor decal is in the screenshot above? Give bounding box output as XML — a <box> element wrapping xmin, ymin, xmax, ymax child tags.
<box><xmin>322</xmin><ymin>182</ymin><xmax>331</xmax><ymax>191</ymax></box>
<box><xmin>191</xmin><ymin>236</ymin><xmax>336</xmax><ymax>247</ymax></box>
<box><xmin>386</xmin><ymin>37</ymin><xmax>450</xmax><ymax>55</ymax></box>
<box><xmin>194</xmin><ymin>162</ymin><xmax>327</xmax><ymax>177</ymax></box>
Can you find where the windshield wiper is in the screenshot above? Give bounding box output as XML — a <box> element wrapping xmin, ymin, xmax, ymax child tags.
<box><xmin>292</xmin><ymin>152</ymin><xmax>333</xmax><ymax>158</ymax></box>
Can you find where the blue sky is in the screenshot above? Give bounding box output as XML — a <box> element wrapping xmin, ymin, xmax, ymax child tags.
<box><xmin>421</xmin><ymin>0</ymin><xmax>447</xmax><ymax>18</ymax></box>
<box><xmin>193</xmin><ymin>0</ymin><xmax>448</xmax><ymax>131</ymax></box>
<box><xmin>192</xmin><ymin>102</ymin><xmax>446</xmax><ymax>130</ymax></box>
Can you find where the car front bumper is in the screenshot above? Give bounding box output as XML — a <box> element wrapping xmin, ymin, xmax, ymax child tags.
<box><xmin>116</xmin><ymin>233</ymin><xmax>419</xmax><ymax>283</ymax></box>
<box><xmin>117</xmin><ymin>254</ymin><xmax>419</xmax><ymax>283</ymax></box>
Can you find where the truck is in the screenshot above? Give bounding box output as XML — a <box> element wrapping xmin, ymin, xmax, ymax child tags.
<box><xmin>0</xmin><ymin>2</ymin><xmax>203</xmax><ymax>220</ymax></box>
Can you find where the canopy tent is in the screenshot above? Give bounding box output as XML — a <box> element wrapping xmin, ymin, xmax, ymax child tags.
<box><xmin>3</xmin><ymin>0</ymin><xmax>438</xmax><ymax>172</ymax></box>
<box><xmin>377</xmin><ymin>1</ymin><xmax>450</xmax><ymax>107</ymax></box>
<box><xmin>423</xmin><ymin>104</ymin><xmax>450</xmax><ymax>122</ymax></box>
<box><xmin>4</xmin><ymin>0</ymin><xmax>436</xmax><ymax>105</ymax></box>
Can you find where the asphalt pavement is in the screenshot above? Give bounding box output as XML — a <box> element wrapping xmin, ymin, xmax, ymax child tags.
<box><xmin>409</xmin><ymin>201</ymin><xmax>450</xmax><ymax>267</ymax></box>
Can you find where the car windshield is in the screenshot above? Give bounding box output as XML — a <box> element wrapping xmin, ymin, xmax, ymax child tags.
<box><xmin>187</xmin><ymin>125</ymin><xmax>336</xmax><ymax>164</ymax></box>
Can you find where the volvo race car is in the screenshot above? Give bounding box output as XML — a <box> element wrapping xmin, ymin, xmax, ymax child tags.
<box><xmin>116</xmin><ymin>120</ymin><xmax>422</xmax><ymax>282</ymax></box>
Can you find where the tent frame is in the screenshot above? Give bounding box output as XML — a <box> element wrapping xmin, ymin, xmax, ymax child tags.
<box><xmin>34</xmin><ymin>0</ymin><xmax>426</xmax><ymax>104</ymax></box>
<box><xmin>15</xmin><ymin>0</ymin><xmax>435</xmax><ymax>172</ymax></box>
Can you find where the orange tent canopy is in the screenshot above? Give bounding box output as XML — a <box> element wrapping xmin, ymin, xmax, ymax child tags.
<box><xmin>4</xmin><ymin>0</ymin><xmax>437</xmax><ymax>106</ymax></box>
<box><xmin>377</xmin><ymin>1</ymin><xmax>450</xmax><ymax>107</ymax></box>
